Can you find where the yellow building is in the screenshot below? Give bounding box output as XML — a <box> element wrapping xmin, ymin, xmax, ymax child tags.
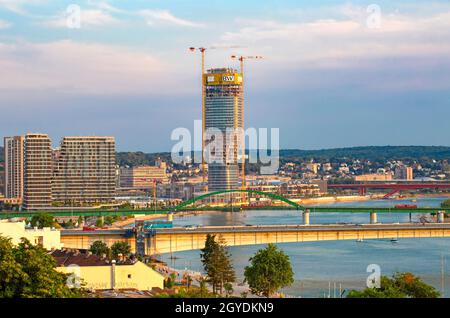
<box><xmin>355</xmin><ymin>173</ymin><xmax>393</xmax><ymax>182</ymax></box>
<box><xmin>52</xmin><ymin>250</ymin><xmax>165</xmax><ymax>291</ymax></box>
<box><xmin>0</xmin><ymin>220</ymin><xmax>63</xmax><ymax>249</ymax></box>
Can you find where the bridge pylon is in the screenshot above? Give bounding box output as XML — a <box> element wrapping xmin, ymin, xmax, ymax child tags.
<box><xmin>303</xmin><ymin>209</ymin><xmax>310</xmax><ymax>225</ymax></box>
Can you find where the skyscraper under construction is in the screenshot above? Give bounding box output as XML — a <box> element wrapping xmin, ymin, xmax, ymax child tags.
<box><xmin>203</xmin><ymin>68</ymin><xmax>243</xmax><ymax>191</ymax></box>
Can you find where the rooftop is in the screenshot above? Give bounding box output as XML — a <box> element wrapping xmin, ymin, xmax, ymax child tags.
<box><xmin>50</xmin><ymin>249</ymin><xmax>137</xmax><ymax>267</ymax></box>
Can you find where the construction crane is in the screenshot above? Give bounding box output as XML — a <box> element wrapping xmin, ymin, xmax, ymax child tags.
<box><xmin>230</xmin><ymin>55</ymin><xmax>263</xmax><ymax>196</ymax></box>
<box><xmin>189</xmin><ymin>45</ymin><xmax>245</xmax><ymax>193</ymax></box>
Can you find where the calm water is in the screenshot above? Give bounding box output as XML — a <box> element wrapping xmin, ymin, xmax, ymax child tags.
<box><xmin>159</xmin><ymin>197</ymin><xmax>450</xmax><ymax>297</ymax></box>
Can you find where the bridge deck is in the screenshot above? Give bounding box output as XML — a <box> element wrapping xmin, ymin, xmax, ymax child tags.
<box><xmin>60</xmin><ymin>223</ymin><xmax>450</xmax><ymax>255</ymax></box>
<box><xmin>2</xmin><ymin>206</ymin><xmax>450</xmax><ymax>219</ymax></box>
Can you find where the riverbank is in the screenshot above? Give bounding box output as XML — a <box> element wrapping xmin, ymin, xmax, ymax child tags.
<box><xmin>113</xmin><ymin>211</ymin><xmax>207</xmax><ymax>228</ymax></box>
<box><xmin>153</xmin><ymin>262</ymin><xmax>272</xmax><ymax>298</ymax></box>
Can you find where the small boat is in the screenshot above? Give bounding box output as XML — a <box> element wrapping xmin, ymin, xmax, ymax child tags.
<box><xmin>356</xmin><ymin>238</ymin><xmax>364</xmax><ymax>243</ymax></box>
<box><xmin>390</xmin><ymin>238</ymin><xmax>399</xmax><ymax>243</ymax></box>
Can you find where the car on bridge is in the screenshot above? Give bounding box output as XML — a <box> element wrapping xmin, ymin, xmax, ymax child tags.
<box><xmin>395</xmin><ymin>204</ymin><xmax>418</xmax><ymax>209</ymax></box>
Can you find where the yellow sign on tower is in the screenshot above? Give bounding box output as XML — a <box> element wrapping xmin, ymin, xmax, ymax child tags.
<box><xmin>203</xmin><ymin>72</ymin><xmax>243</xmax><ymax>85</ymax></box>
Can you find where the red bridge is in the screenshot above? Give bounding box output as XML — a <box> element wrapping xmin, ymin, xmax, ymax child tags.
<box><xmin>328</xmin><ymin>183</ymin><xmax>450</xmax><ymax>198</ymax></box>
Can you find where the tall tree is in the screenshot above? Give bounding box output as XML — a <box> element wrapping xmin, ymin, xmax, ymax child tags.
<box><xmin>200</xmin><ymin>234</ymin><xmax>236</xmax><ymax>294</ymax></box>
<box><xmin>111</xmin><ymin>241</ymin><xmax>131</xmax><ymax>259</ymax></box>
<box><xmin>0</xmin><ymin>236</ymin><xmax>85</xmax><ymax>298</ymax></box>
<box><xmin>244</xmin><ymin>243</ymin><xmax>294</xmax><ymax>297</ymax></box>
<box><xmin>347</xmin><ymin>272</ymin><xmax>440</xmax><ymax>298</ymax></box>
<box><xmin>441</xmin><ymin>199</ymin><xmax>450</xmax><ymax>208</ymax></box>
<box><xmin>30</xmin><ymin>213</ymin><xmax>55</xmax><ymax>229</ymax></box>
<box><xmin>89</xmin><ymin>241</ymin><xmax>110</xmax><ymax>258</ymax></box>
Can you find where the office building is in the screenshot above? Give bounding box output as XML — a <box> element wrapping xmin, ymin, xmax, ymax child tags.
<box><xmin>23</xmin><ymin>133</ymin><xmax>53</xmax><ymax>210</ymax></box>
<box><xmin>204</xmin><ymin>68</ymin><xmax>243</xmax><ymax>191</ymax></box>
<box><xmin>119</xmin><ymin>163</ymin><xmax>168</xmax><ymax>189</ymax></box>
<box><xmin>52</xmin><ymin>136</ymin><xmax>116</xmax><ymax>205</ymax></box>
<box><xmin>3</xmin><ymin>136</ymin><xmax>24</xmax><ymax>201</ymax></box>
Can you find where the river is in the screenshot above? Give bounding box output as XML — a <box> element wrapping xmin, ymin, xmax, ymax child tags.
<box><xmin>158</xmin><ymin>197</ymin><xmax>450</xmax><ymax>297</ymax></box>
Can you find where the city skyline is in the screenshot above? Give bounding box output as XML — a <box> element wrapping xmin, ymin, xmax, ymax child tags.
<box><xmin>1</xmin><ymin>1</ymin><xmax>450</xmax><ymax>152</ymax></box>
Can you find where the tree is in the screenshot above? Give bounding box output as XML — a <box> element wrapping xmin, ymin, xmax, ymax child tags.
<box><xmin>200</xmin><ymin>234</ymin><xmax>236</xmax><ymax>294</ymax></box>
<box><xmin>111</xmin><ymin>241</ymin><xmax>131</xmax><ymax>259</ymax></box>
<box><xmin>347</xmin><ymin>272</ymin><xmax>440</xmax><ymax>298</ymax></box>
<box><xmin>441</xmin><ymin>199</ymin><xmax>450</xmax><ymax>208</ymax></box>
<box><xmin>77</xmin><ymin>216</ymin><xmax>83</xmax><ymax>227</ymax></box>
<box><xmin>244</xmin><ymin>243</ymin><xmax>294</xmax><ymax>297</ymax></box>
<box><xmin>30</xmin><ymin>213</ymin><xmax>55</xmax><ymax>229</ymax></box>
<box><xmin>95</xmin><ymin>217</ymin><xmax>104</xmax><ymax>228</ymax></box>
<box><xmin>0</xmin><ymin>236</ymin><xmax>85</xmax><ymax>298</ymax></box>
<box><xmin>89</xmin><ymin>241</ymin><xmax>110</xmax><ymax>258</ymax></box>
<box><xmin>224</xmin><ymin>282</ymin><xmax>233</xmax><ymax>297</ymax></box>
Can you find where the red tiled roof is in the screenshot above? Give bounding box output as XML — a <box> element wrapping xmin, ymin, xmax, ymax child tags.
<box><xmin>50</xmin><ymin>249</ymin><xmax>136</xmax><ymax>267</ymax></box>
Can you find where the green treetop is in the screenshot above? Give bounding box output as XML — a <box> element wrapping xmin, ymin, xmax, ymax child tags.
<box><xmin>244</xmin><ymin>243</ymin><xmax>294</xmax><ymax>298</ymax></box>
<box><xmin>0</xmin><ymin>236</ymin><xmax>85</xmax><ymax>298</ymax></box>
<box><xmin>200</xmin><ymin>234</ymin><xmax>236</xmax><ymax>295</ymax></box>
<box><xmin>347</xmin><ymin>272</ymin><xmax>440</xmax><ymax>298</ymax></box>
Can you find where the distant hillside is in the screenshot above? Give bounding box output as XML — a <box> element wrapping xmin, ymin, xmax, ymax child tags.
<box><xmin>116</xmin><ymin>151</ymin><xmax>172</xmax><ymax>167</ymax></box>
<box><xmin>280</xmin><ymin>146</ymin><xmax>450</xmax><ymax>161</ymax></box>
<box><xmin>117</xmin><ymin>146</ymin><xmax>450</xmax><ymax>166</ymax></box>
<box><xmin>1</xmin><ymin>146</ymin><xmax>448</xmax><ymax>167</ymax></box>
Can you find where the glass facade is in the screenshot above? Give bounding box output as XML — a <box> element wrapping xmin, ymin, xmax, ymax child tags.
<box><xmin>204</xmin><ymin>68</ymin><xmax>243</xmax><ymax>191</ymax></box>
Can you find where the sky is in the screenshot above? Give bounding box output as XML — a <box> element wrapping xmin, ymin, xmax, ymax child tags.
<box><xmin>0</xmin><ymin>0</ymin><xmax>450</xmax><ymax>152</ymax></box>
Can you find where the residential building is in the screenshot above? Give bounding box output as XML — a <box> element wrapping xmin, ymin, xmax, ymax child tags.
<box><xmin>355</xmin><ymin>173</ymin><xmax>393</xmax><ymax>182</ymax></box>
<box><xmin>52</xmin><ymin>249</ymin><xmax>164</xmax><ymax>291</ymax></box>
<box><xmin>52</xmin><ymin>136</ymin><xmax>116</xmax><ymax>205</ymax></box>
<box><xmin>0</xmin><ymin>220</ymin><xmax>62</xmax><ymax>249</ymax></box>
<box><xmin>23</xmin><ymin>133</ymin><xmax>53</xmax><ymax>210</ymax></box>
<box><xmin>3</xmin><ymin>136</ymin><xmax>24</xmax><ymax>201</ymax></box>
<box><xmin>306</xmin><ymin>162</ymin><xmax>320</xmax><ymax>174</ymax></box>
<box><xmin>322</xmin><ymin>163</ymin><xmax>333</xmax><ymax>172</ymax></box>
<box><xmin>394</xmin><ymin>165</ymin><xmax>414</xmax><ymax>180</ymax></box>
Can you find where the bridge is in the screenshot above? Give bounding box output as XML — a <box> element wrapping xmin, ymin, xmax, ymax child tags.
<box><xmin>328</xmin><ymin>183</ymin><xmax>450</xmax><ymax>198</ymax></box>
<box><xmin>60</xmin><ymin>223</ymin><xmax>450</xmax><ymax>255</ymax></box>
<box><xmin>1</xmin><ymin>189</ymin><xmax>449</xmax><ymax>219</ymax></box>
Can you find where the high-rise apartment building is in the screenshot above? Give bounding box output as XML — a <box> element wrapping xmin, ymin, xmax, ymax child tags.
<box><xmin>23</xmin><ymin>134</ymin><xmax>53</xmax><ymax>210</ymax></box>
<box><xmin>394</xmin><ymin>165</ymin><xmax>414</xmax><ymax>180</ymax></box>
<box><xmin>52</xmin><ymin>136</ymin><xmax>116</xmax><ymax>205</ymax></box>
<box><xmin>204</xmin><ymin>68</ymin><xmax>243</xmax><ymax>191</ymax></box>
<box><xmin>3</xmin><ymin>136</ymin><xmax>24</xmax><ymax>201</ymax></box>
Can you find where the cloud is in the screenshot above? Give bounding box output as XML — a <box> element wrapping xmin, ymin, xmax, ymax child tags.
<box><xmin>87</xmin><ymin>0</ymin><xmax>125</xmax><ymax>14</ymax></box>
<box><xmin>42</xmin><ymin>8</ymin><xmax>119</xmax><ymax>28</ymax></box>
<box><xmin>139</xmin><ymin>9</ymin><xmax>204</xmax><ymax>28</ymax></box>
<box><xmin>0</xmin><ymin>19</ymin><xmax>11</xmax><ymax>29</ymax></box>
<box><xmin>0</xmin><ymin>40</ymin><xmax>196</xmax><ymax>96</ymax></box>
<box><xmin>0</xmin><ymin>0</ymin><xmax>46</xmax><ymax>16</ymax></box>
<box><xmin>221</xmin><ymin>7</ymin><xmax>450</xmax><ymax>67</ymax></box>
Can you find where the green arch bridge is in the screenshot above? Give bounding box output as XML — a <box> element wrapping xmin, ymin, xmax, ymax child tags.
<box><xmin>173</xmin><ymin>189</ymin><xmax>302</xmax><ymax>211</ymax></box>
<box><xmin>0</xmin><ymin>189</ymin><xmax>449</xmax><ymax>218</ymax></box>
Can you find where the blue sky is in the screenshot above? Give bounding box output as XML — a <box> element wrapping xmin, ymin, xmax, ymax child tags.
<box><xmin>1</xmin><ymin>0</ymin><xmax>450</xmax><ymax>151</ymax></box>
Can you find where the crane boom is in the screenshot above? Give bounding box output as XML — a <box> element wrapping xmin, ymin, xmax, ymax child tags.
<box><xmin>231</xmin><ymin>55</ymin><xmax>264</xmax><ymax>200</ymax></box>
